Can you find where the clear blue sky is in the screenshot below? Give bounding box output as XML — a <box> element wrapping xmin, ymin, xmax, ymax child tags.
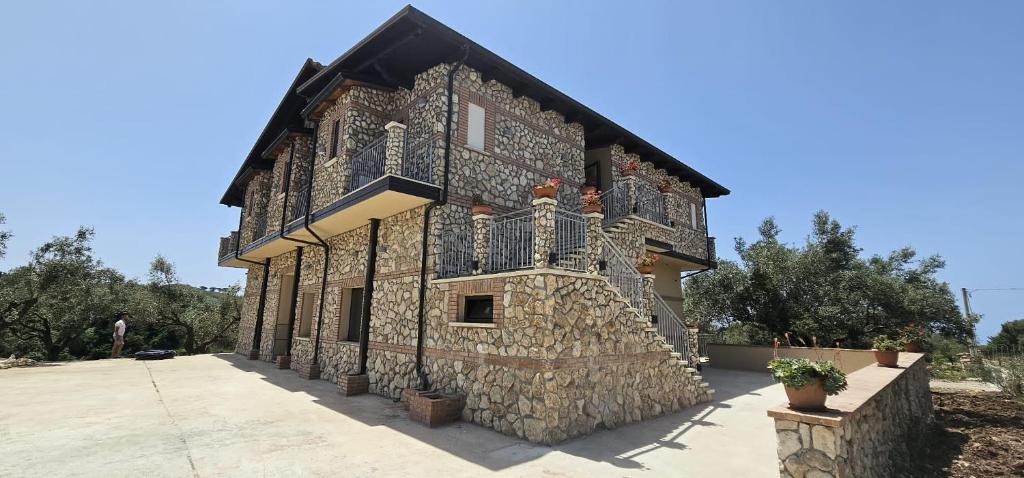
<box><xmin>1</xmin><ymin>1</ymin><xmax>1021</xmax><ymax>342</ymax></box>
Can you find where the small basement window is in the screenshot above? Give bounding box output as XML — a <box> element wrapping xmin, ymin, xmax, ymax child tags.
<box><xmin>462</xmin><ymin>295</ymin><xmax>494</xmax><ymax>324</ymax></box>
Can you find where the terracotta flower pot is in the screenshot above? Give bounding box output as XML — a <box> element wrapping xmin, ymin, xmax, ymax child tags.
<box><xmin>471</xmin><ymin>205</ymin><xmax>493</xmax><ymax>216</ymax></box>
<box><xmin>658</xmin><ymin>185</ymin><xmax>673</xmax><ymax>193</ymax></box>
<box><xmin>903</xmin><ymin>342</ymin><xmax>922</xmax><ymax>353</ymax></box>
<box><xmin>637</xmin><ymin>265</ymin><xmax>655</xmax><ymax>274</ymax></box>
<box><xmin>784</xmin><ymin>379</ymin><xmax>827</xmax><ymax>411</ymax></box>
<box><xmin>533</xmin><ymin>186</ymin><xmax>557</xmax><ymax>199</ymax></box>
<box><xmin>582</xmin><ymin>203</ymin><xmax>603</xmax><ymax>214</ymax></box>
<box><xmin>874</xmin><ymin>350</ymin><xmax>900</xmax><ymax>367</ymax></box>
<box><xmin>620</xmin><ymin>169</ymin><xmax>637</xmax><ymax>177</ymax></box>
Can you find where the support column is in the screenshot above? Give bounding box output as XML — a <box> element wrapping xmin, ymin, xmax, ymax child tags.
<box><xmin>641</xmin><ymin>274</ymin><xmax>656</xmax><ymax>322</ymax></box>
<box><xmin>357</xmin><ymin>218</ymin><xmax>381</xmax><ymax>377</ymax></box>
<box><xmin>248</xmin><ymin>258</ymin><xmax>271</xmax><ymax>360</ymax></box>
<box><xmin>472</xmin><ymin>211</ymin><xmax>493</xmax><ymax>274</ymax></box>
<box><xmin>532</xmin><ymin>197</ymin><xmax>557</xmax><ymax>268</ymax></box>
<box><xmin>687</xmin><ymin>326</ymin><xmax>701</xmax><ymax>370</ymax></box>
<box><xmin>384</xmin><ymin>121</ymin><xmax>407</xmax><ymax>177</ymax></box>
<box><xmin>584</xmin><ymin>212</ymin><xmax>604</xmax><ymax>273</ymax></box>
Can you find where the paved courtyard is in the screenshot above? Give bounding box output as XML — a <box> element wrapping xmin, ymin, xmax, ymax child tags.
<box><xmin>0</xmin><ymin>354</ymin><xmax>783</xmax><ymax>477</ymax></box>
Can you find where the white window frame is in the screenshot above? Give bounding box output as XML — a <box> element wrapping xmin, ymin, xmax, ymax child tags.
<box><xmin>467</xmin><ymin>102</ymin><xmax>485</xmax><ymax>151</ymax></box>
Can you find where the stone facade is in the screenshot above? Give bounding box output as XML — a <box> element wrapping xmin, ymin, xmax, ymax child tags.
<box><xmin>769</xmin><ymin>355</ymin><xmax>932</xmax><ymax>477</ymax></box>
<box><xmin>228</xmin><ymin>58</ymin><xmax>719</xmax><ymax>444</ymax></box>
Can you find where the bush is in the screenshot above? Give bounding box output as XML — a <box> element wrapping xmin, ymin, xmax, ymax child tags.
<box><xmin>873</xmin><ymin>335</ymin><xmax>904</xmax><ymax>352</ymax></box>
<box><xmin>768</xmin><ymin>358</ymin><xmax>848</xmax><ymax>395</ymax></box>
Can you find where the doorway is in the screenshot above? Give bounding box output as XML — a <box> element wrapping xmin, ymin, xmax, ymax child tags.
<box><xmin>272</xmin><ymin>274</ymin><xmax>294</xmax><ymax>356</ymax></box>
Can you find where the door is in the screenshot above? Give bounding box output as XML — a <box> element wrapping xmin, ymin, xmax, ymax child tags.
<box><xmin>272</xmin><ymin>274</ymin><xmax>294</xmax><ymax>356</ymax></box>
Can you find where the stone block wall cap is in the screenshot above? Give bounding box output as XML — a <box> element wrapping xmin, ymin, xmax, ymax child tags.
<box><xmin>471</xmin><ymin>213</ymin><xmax>494</xmax><ymax>220</ymax></box>
<box><xmin>385</xmin><ymin>121</ymin><xmax>408</xmax><ymax>130</ymax></box>
<box><xmin>531</xmin><ymin>197</ymin><xmax>558</xmax><ymax>206</ymax></box>
<box><xmin>583</xmin><ymin>212</ymin><xmax>605</xmax><ymax>219</ymax></box>
<box><xmin>642</xmin><ymin>274</ymin><xmax>656</xmax><ymax>279</ymax></box>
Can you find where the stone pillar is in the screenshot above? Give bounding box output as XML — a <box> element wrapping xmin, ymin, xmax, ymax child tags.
<box><xmin>532</xmin><ymin>197</ymin><xmax>557</xmax><ymax>268</ymax></box>
<box><xmin>384</xmin><ymin>121</ymin><xmax>407</xmax><ymax>177</ymax></box>
<box><xmin>472</xmin><ymin>211</ymin><xmax>493</xmax><ymax>274</ymax></box>
<box><xmin>583</xmin><ymin>212</ymin><xmax>604</xmax><ymax>273</ymax></box>
<box><xmin>641</xmin><ymin>274</ymin><xmax>656</xmax><ymax>321</ymax></box>
<box><xmin>624</xmin><ymin>175</ymin><xmax>638</xmax><ymax>216</ymax></box>
<box><xmin>686</xmin><ymin>326</ymin><xmax>701</xmax><ymax>369</ymax></box>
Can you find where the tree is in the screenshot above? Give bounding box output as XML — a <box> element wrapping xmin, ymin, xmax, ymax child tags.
<box><xmin>0</xmin><ymin>228</ymin><xmax>130</xmax><ymax>360</ymax></box>
<box><xmin>987</xmin><ymin>319</ymin><xmax>1024</xmax><ymax>351</ymax></box>
<box><xmin>0</xmin><ymin>212</ymin><xmax>11</xmax><ymax>259</ymax></box>
<box><xmin>682</xmin><ymin>211</ymin><xmax>973</xmax><ymax>348</ymax></box>
<box><xmin>133</xmin><ymin>256</ymin><xmax>241</xmax><ymax>354</ymax></box>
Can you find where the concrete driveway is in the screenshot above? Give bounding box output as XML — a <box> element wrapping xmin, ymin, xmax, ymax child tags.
<box><xmin>0</xmin><ymin>354</ymin><xmax>783</xmax><ymax>477</ymax></box>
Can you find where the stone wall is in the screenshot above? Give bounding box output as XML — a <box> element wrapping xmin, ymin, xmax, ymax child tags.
<box><xmin>768</xmin><ymin>354</ymin><xmax>932</xmax><ymax>477</ymax></box>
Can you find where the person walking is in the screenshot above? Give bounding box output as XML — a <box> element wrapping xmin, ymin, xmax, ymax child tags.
<box><xmin>111</xmin><ymin>312</ymin><xmax>128</xmax><ymax>358</ymax></box>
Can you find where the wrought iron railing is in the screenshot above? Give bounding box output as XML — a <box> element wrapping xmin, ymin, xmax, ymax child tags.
<box><xmin>403</xmin><ymin>133</ymin><xmax>435</xmax><ymax>184</ymax></box>
<box><xmin>652</xmin><ymin>294</ymin><xmax>691</xmax><ymax>359</ymax></box>
<box><xmin>488</xmin><ymin>208</ymin><xmax>534</xmax><ymax>273</ymax></box>
<box><xmin>634</xmin><ymin>181</ymin><xmax>668</xmax><ymax>225</ymax></box>
<box><xmin>251</xmin><ymin>213</ymin><xmax>268</xmax><ymax>242</ymax></box>
<box><xmin>599</xmin><ymin>232</ymin><xmax>645</xmax><ymax>312</ymax></box>
<box><xmin>600</xmin><ymin>182</ymin><xmax>629</xmax><ymax>227</ymax></box>
<box><xmin>285</xmin><ymin>186</ymin><xmax>309</xmax><ymax>224</ymax></box>
<box><xmin>349</xmin><ymin>135</ymin><xmax>387</xmax><ymax>191</ymax></box>
<box><xmin>698</xmin><ymin>333</ymin><xmax>714</xmax><ymax>359</ymax></box>
<box><xmin>438</xmin><ymin>228</ymin><xmax>473</xmax><ymax>279</ymax></box>
<box><xmin>553</xmin><ymin>209</ymin><xmax>587</xmax><ymax>272</ymax></box>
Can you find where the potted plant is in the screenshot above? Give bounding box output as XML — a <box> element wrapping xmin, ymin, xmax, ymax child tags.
<box><xmin>658</xmin><ymin>178</ymin><xmax>673</xmax><ymax>193</ymax></box>
<box><xmin>533</xmin><ymin>178</ymin><xmax>562</xmax><ymax>199</ymax></box>
<box><xmin>620</xmin><ymin>159</ymin><xmax>640</xmax><ymax>176</ymax></box>
<box><xmin>636</xmin><ymin>252</ymin><xmax>659</xmax><ymax>274</ymax></box>
<box><xmin>768</xmin><ymin>358</ymin><xmax>848</xmax><ymax>411</ymax></box>
<box><xmin>470</xmin><ymin>194</ymin><xmax>493</xmax><ymax>216</ymax></box>
<box><xmin>581</xmin><ymin>182</ymin><xmax>598</xmax><ymax>195</ymax></box>
<box><xmin>872</xmin><ymin>335</ymin><xmax>904</xmax><ymax>367</ymax></box>
<box><xmin>582</xmin><ymin>190</ymin><xmax>603</xmax><ymax>214</ymax></box>
<box><xmin>899</xmin><ymin>323</ymin><xmax>925</xmax><ymax>353</ymax></box>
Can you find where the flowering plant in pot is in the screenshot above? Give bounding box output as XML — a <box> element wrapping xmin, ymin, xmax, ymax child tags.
<box><xmin>533</xmin><ymin>178</ymin><xmax>562</xmax><ymax>199</ymax></box>
<box><xmin>470</xmin><ymin>194</ymin><xmax>493</xmax><ymax>216</ymax></box>
<box><xmin>898</xmin><ymin>323</ymin><xmax>926</xmax><ymax>353</ymax></box>
<box><xmin>768</xmin><ymin>358</ymin><xmax>848</xmax><ymax>411</ymax></box>
<box><xmin>636</xmin><ymin>252</ymin><xmax>659</xmax><ymax>274</ymax></box>
<box><xmin>582</xmin><ymin>190</ymin><xmax>603</xmax><ymax>214</ymax></box>
<box><xmin>581</xmin><ymin>182</ymin><xmax>598</xmax><ymax>195</ymax></box>
<box><xmin>872</xmin><ymin>335</ymin><xmax>904</xmax><ymax>367</ymax></box>
<box><xmin>658</xmin><ymin>178</ymin><xmax>674</xmax><ymax>193</ymax></box>
<box><xmin>620</xmin><ymin>159</ymin><xmax>640</xmax><ymax>176</ymax></box>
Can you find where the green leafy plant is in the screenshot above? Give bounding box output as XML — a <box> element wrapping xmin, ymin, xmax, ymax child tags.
<box><xmin>873</xmin><ymin>335</ymin><xmax>905</xmax><ymax>351</ymax></box>
<box><xmin>768</xmin><ymin>358</ymin><xmax>848</xmax><ymax>395</ymax></box>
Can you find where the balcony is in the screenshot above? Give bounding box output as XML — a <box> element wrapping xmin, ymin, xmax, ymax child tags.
<box><xmin>226</xmin><ymin>122</ymin><xmax>440</xmax><ymax>264</ymax></box>
<box><xmin>217</xmin><ymin>231</ymin><xmax>248</xmax><ymax>268</ymax></box>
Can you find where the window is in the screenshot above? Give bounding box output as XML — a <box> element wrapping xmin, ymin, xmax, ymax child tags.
<box><xmin>467</xmin><ymin>103</ymin><xmax>485</xmax><ymax>150</ymax></box>
<box><xmin>462</xmin><ymin>295</ymin><xmax>493</xmax><ymax>324</ymax></box>
<box><xmin>330</xmin><ymin>119</ymin><xmax>341</xmax><ymax>158</ymax></box>
<box><xmin>338</xmin><ymin>288</ymin><xmax>363</xmax><ymax>342</ymax></box>
<box><xmin>690</xmin><ymin>203</ymin><xmax>698</xmax><ymax>228</ymax></box>
<box><xmin>298</xmin><ymin>292</ymin><xmax>315</xmax><ymax>338</ymax></box>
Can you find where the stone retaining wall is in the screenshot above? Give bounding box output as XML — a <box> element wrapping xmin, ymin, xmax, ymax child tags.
<box><xmin>767</xmin><ymin>353</ymin><xmax>932</xmax><ymax>477</ymax></box>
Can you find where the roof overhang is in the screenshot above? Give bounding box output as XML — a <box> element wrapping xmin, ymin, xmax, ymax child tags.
<box><xmin>219</xmin><ymin>59</ymin><xmax>323</xmax><ymax>207</ymax></box>
<box><xmin>260</xmin><ymin>127</ymin><xmax>314</xmax><ymax>160</ymax></box>
<box><xmin>296</xmin><ymin>6</ymin><xmax>729</xmax><ymax>198</ymax></box>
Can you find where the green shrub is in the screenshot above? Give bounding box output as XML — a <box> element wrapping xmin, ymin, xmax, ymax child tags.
<box><xmin>768</xmin><ymin>358</ymin><xmax>849</xmax><ymax>395</ymax></box>
<box><xmin>873</xmin><ymin>335</ymin><xmax>905</xmax><ymax>352</ymax></box>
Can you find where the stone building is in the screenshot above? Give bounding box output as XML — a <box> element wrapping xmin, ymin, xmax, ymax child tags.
<box><xmin>216</xmin><ymin>6</ymin><xmax>729</xmax><ymax>444</ymax></box>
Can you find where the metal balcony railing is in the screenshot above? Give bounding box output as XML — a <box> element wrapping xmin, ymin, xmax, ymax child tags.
<box><xmin>402</xmin><ymin>133</ymin><xmax>435</xmax><ymax>184</ymax></box>
<box><xmin>633</xmin><ymin>181</ymin><xmax>668</xmax><ymax>225</ymax></box>
<box><xmin>251</xmin><ymin>213</ymin><xmax>268</xmax><ymax>242</ymax></box>
<box><xmin>553</xmin><ymin>209</ymin><xmax>587</xmax><ymax>272</ymax></box>
<box><xmin>349</xmin><ymin>135</ymin><xmax>387</xmax><ymax>191</ymax></box>
<box><xmin>600</xmin><ymin>182</ymin><xmax>629</xmax><ymax>227</ymax></box>
<box><xmin>438</xmin><ymin>228</ymin><xmax>473</xmax><ymax>279</ymax></box>
<box><xmin>488</xmin><ymin>208</ymin><xmax>534</xmax><ymax>273</ymax></box>
<box><xmin>286</xmin><ymin>186</ymin><xmax>309</xmax><ymax>224</ymax></box>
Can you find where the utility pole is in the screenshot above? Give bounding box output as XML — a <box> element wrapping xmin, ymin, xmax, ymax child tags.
<box><xmin>961</xmin><ymin>287</ymin><xmax>972</xmax><ymax>318</ymax></box>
